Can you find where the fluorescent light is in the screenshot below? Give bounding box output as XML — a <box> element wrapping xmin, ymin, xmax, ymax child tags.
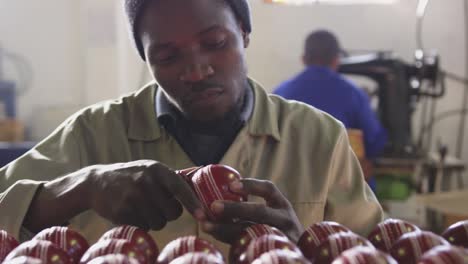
<box><xmin>416</xmin><ymin>0</ymin><xmax>429</xmax><ymax>17</ymax></box>
<box><xmin>266</xmin><ymin>0</ymin><xmax>398</xmax><ymax>5</ymax></box>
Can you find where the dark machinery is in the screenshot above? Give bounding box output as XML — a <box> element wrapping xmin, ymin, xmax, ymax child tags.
<box><xmin>0</xmin><ymin>46</ymin><xmax>18</xmax><ymax>119</ymax></box>
<box><xmin>0</xmin><ymin>46</ymin><xmax>35</xmax><ymax>167</ymax></box>
<box><xmin>338</xmin><ymin>50</ymin><xmax>442</xmax><ymax>158</ymax></box>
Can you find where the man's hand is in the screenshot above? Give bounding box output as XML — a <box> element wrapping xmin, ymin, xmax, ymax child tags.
<box><xmin>88</xmin><ymin>160</ymin><xmax>205</xmax><ymax>230</ymax></box>
<box><xmin>24</xmin><ymin>160</ymin><xmax>204</xmax><ymax>233</ymax></box>
<box><xmin>200</xmin><ymin>179</ymin><xmax>304</xmax><ymax>243</ymax></box>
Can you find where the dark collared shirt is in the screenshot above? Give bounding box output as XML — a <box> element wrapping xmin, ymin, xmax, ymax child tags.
<box><xmin>155</xmin><ymin>85</ymin><xmax>254</xmax><ymax>165</ymax></box>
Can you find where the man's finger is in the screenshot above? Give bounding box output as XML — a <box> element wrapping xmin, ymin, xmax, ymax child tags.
<box><xmin>159</xmin><ymin>197</ymin><xmax>184</xmax><ymax>222</ymax></box>
<box><xmin>145</xmin><ymin>184</ymin><xmax>183</xmax><ymax>221</ymax></box>
<box><xmin>114</xmin><ymin>207</ymin><xmax>149</xmax><ymax>230</ymax></box>
<box><xmin>212</xmin><ymin>200</ymin><xmax>285</xmax><ymax>226</ymax></box>
<box><xmin>233</xmin><ymin>179</ymin><xmax>289</xmax><ymax>207</ymax></box>
<box><xmin>131</xmin><ymin>191</ymin><xmax>167</xmax><ymax>230</ymax></box>
<box><xmin>167</xmin><ymin>174</ymin><xmax>204</xmax><ymax>215</ymax></box>
<box><xmin>213</xmin><ymin>200</ymin><xmax>270</xmax><ymax>221</ymax></box>
<box><xmin>155</xmin><ymin>167</ymin><xmax>205</xmax><ymax>218</ymax></box>
<box><xmin>200</xmin><ymin>221</ymin><xmax>244</xmax><ymax>244</ymax></box>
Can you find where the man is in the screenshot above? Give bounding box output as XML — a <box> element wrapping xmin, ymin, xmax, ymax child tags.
<box><xmin>274</xmin><ymin>30</ymin><xmax>387</xmax><ymax>160</ymax></box>
<box><xmin>0</xmin><ymin>1</ymin><xmax>382</xmax><ymax>253</ymax></box>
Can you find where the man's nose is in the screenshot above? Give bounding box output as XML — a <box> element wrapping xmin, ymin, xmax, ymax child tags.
<box><xmin>179</xmin><ymin>63</ymin><xmax>214</xmax><ymax>83</ymax></box>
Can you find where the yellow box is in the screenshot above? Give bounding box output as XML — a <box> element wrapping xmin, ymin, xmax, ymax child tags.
<box><xmin>0</xmin><ymin>119</ymin><xmax>24</xmax><ymax>142</ymax></box>
<box><xmin>347</xmin><ymin>129</ymin><xmax>365</xmax><ymax>159</ymax></box>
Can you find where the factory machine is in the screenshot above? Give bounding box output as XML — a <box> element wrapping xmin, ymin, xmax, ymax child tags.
<box><xmin>0</xmin><ymin>45</ymin><xmax>35</xmax><ymax>167</ymax></box>
<box><xmin>338</xmin><ymin>50</ymin><xmax>442</xmax><ymax>159</ymax></box>
<box><xmin>339</xmin><ymin>50</ymin><xmax>467</xmax><ymax>230</ymax></box>
<box><xmin>0</xmin><ymin>47</ymin><xmax>18</xmax><ymax>120</ymax></box>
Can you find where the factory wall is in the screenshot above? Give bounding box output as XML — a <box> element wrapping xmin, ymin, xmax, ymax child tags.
<box><xmin>0</xmin><ymin>0</ymin><xmax>119</xmax><ymax>139</ymax></box>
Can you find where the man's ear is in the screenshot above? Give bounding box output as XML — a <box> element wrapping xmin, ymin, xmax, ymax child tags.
<box><xmin>238</xmin><ymin>21</ymin><xmax>250</xmax><ymax>48</ymax></box>
<box><xmin>242</xmin><ymin>31</ymin><xmax>250</xmax><ymax>48</ymax></box>
<box><xmin>331</xmin><ymin>56</ymin><xmax>340</xmax><ymax>71</ymax></box>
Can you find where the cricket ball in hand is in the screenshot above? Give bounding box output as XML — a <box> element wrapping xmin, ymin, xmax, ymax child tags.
<box><xmin>313</xmin><ymin>232</ymin><xmax>374</xmax><ymax>264</ymax></box>
<box><xmin>367</xmin><ymin>218</ymin><xmax>419</xmax><ymax>252</ymax></box>
<box><xmin>4</xmin><ymin>240</ymin><xmax>70</xmax><ymax>264</ymax></box>
<box><xmin>33</xmin><ymin>226</ymin><xmax>89</xmax><ymax>264</ymax></box>
<box><xmin>252</xmin><ymin>249</ymin><xmax>311</xmax><ymax>264</ymax></box>
<box><xmin>156</xmin><ymin>236</ymin><xmax>223</xmax><ymax>264</ymax></box>
<box><xmin>239</xmin><ymin>234</ymin><xmax>302</xmax><ymax>264</ymax></box>
<box><xmin>86</xmin><ymin>254</ymin><xmax>139</xmax><ymax>264</ymax></box>
<box><xmin>229</xmin><ymin>224</ymin><xmax>287</xmax><ymax>264</ymax></box>
<box><xmin>331</xmin><ymin>246</ymin><xmax>397</xmax><ymax>264</ymax></box>
<box><xmin>169</xmin><ymin>252</ymin><xmax>225</xmax><ymax>264</ymax></box>
<box><xmin>191</xmin><ymin>164</ymin><xmax>247</xmax><ymax>221</ymax></box>
<box><xmin>390</xmin><ymin>231</ymin><xmax>449</xmax><ymax>263</ymax></box>
<box><xmin>297</xmin><ymin>221</ymin><xmax>350</xmax><ymax>261</ymax></box>
<box><xmin>99</xmin><ymin>225</ymin><xmax>158</xmax><ymax>263</ymax></box>
<box><xmin>418</xmin><ymin>245</ymin><xmax>468</xmax><ymax>264</ymax></box>
<box><xmin>0</xmin><ymin>230</ymin><xmax>19</xmax><ymax>262</ymax></box>
<box><xmin>442</xmin><ymin>220</ymin><xmax>468</xmax><ymax>248</ymax></box>
<box><xmin>79</xmin><ymin>239</ymin><xmax>147</xmax><ymax>264</ymax></box>
<box><xmin>2</xmin><ymin>256</ymin><xmax>43</xmax><ymax>264</ymax></box>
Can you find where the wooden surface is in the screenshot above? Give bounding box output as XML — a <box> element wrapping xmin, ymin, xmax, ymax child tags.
<box><xmin>414</xmin><ymin>190</ymin><xmax>468</xmax><ymax>216</ymax></box>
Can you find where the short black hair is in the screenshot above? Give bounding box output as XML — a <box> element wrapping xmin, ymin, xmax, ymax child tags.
<box><xmin>304</xmin><ymin>30</ymin><xmax>341</xmax><ymax>66</ymax></box>
<box><xmin>124</xmin><ymin>0</ymin><xmax>252</xmax><ymax>61</ymax></box>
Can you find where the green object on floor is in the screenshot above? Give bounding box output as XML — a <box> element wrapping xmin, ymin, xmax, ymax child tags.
<box><xmin>376</xmin><ymin>174</ymin><xmax>413</xmax><ymax>201</ymax></box>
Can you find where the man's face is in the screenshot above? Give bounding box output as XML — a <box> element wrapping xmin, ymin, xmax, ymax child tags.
<box><xmin>139</xmin><ymin>0</ymin><xmax>249</xmax><ymax>122</ymax></box>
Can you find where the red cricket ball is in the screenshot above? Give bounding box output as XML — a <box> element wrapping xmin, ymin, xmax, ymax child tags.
<box><xmin>86</xmin><ymin>254</ymin><xmax>140</xmax><ymax>264</ymax></box>
<box><xmin>312</xmin><ymin>232</ymin><xmax>374</xmax><ymax>264</ymax></box>
<box><xmin>418</xmin><ymin>245</ymin><xmax>468</xmax><ymax>264</ymax></box>
<box><xmin>191</xmin><ymin>164</ymin><xmax>247</xmax><ymax>221</ymax></box>
<box><xmin>79</xmin><ymin>239</ymin><xmax>147</xmax><ymax>264</ymax></box>
<box><xmin>229</xmin><ymin>224</ymin><xmax>286</xmax><ymax>264</ymax></box>
<box><xmin>34</xmin><ymin>226</ymin><xmax>89</xmax><ymax>264</ymax></box>
<box><xmin>297</xmin><ymin>221</ymin><xmax>350</xmax><ymax>261</ymax></box>
<box><xmin>367</xmin><ymin>218</ymin><xmax>420</xmax><ymax>252</ymax></box>
<box><xmin>331</xmin><ymin>246</ymin><xmax>397</xmax><ymax>264</ymax></box>
<box><xmin>2</xmin><ymin>256</ymin><xmax>43</xmax><ymax>264</ymax></box>
<box><xmin>169</xmin><ymin>252</ymin><xmax>225</xmax><ymax>264</ymax></box>
<box><xmin>99</xmin><ymin>225</ymin><xmax>159</xmax><ymax>263</ymax></box>
<box><xmin>239</xmin><ymin>234</ymin><xmax>302</xmax><ymax>264</ymax></box>
<box><xmin>442</xmin><ymin>220</ymin><xmax>468</xmax><ymax>248</ymax></box>
<box><xmin>390</xmin><ymin>231</ymin><xmax>449</xmax><ymax>263</ymax></box>
<box><xmin>0</xmin><ymin>229</ymin><xmax>20</xmax><ymax>262</ymax></box>
<box><xmin>4</xmin><ymin>240</ymin><xmax>71</xmax><ymax>264</ymax></box>
<box><xmin>251</xmin><ymin>249</ymin><xmax>311</xmax><ymax>264</ymax></box>
<box><xmin>156</xmin><ymin>236</ymin><xmax>223</xmax><ymax>264</ymax></box>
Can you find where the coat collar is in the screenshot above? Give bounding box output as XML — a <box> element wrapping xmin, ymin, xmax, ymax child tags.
<box><xmin>127</xmin><ymin>78</ymin><xmax>281</xmax><ymax>141</ymax></box>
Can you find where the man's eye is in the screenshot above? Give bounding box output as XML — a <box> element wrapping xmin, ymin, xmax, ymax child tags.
<box><xmin>155</xmin><ymin>54</ymin><xmax>177</xmax><ymax>65</ymax></box>
<box><xmin>205</xmin><ymin>39</ymin><xmax>226</xmax><ymax>49</ymax></box>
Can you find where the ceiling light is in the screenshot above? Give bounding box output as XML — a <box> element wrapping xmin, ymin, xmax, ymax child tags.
<box><xmin>265</xmin><ymin>0</ymin><xmax>398</xmax><ymax>5</ymax></box>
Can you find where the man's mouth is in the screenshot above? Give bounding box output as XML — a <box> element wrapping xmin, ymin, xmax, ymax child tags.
<box><xmin>189</xmin><ymin>88</ymin><xmax>223</xmax><ymax>105</ymax></box>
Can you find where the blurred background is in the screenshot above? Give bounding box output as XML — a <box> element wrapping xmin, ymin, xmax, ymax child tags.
<box><xmin>0</xmin><ymin>0</ymin><xmax>467</xmax><ymax>232</ymax></box>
